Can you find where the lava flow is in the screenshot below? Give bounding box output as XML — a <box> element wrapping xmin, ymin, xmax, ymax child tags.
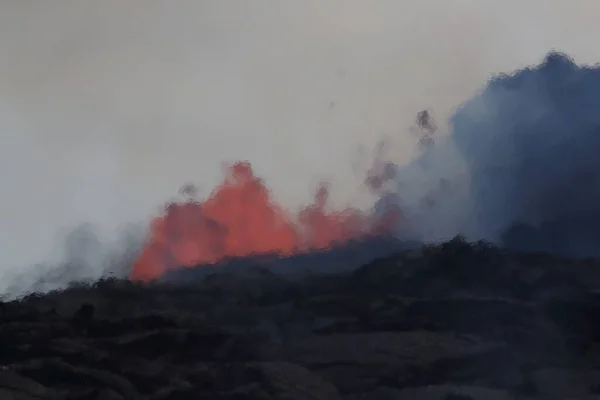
<box><xmin>130</xmin><ymin>161</ymin><xmax>400</xmax><ymax>281</ymax></box>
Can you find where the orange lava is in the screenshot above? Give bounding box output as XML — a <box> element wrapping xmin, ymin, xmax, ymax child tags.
<box><xmin>130</xmin><ymin>161</ymin><xmax>398</xmax><ymax>281</ymax></box>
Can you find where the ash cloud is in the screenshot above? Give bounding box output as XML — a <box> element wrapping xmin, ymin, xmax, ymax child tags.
<box><xmin>389</xmin><ymin>52</ymin><xmax>600</xmax><ymax>258</ymax></box>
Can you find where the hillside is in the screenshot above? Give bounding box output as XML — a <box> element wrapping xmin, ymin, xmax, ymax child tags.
<box><xmin>2</xmin><ymin>238</ymin><xmax>600</xmax><ymax>399</ymax></box>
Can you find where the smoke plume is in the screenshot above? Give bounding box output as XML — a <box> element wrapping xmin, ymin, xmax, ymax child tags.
<box><xmin>382</xmin><ymin>52</ymin><xmax>600</xmax><ymax>258</ymax></box>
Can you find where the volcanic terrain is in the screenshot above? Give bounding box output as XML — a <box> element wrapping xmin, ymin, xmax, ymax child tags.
<box><xmin>2</xmin><ymin>237</ymin><xmax>600</xmax><ymax>399</ymax></box>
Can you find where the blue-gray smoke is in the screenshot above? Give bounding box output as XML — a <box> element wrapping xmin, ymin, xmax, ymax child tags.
<box><xmin>388</xmin><ymin>52</ymin><xmax>600</xmax><ymax>257</ymax></box>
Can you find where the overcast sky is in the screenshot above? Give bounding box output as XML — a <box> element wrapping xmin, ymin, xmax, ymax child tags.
<box><xmin>1</xmin><ymin>0</ymin><xmax>600</xmax><ymax>269</ymax></box>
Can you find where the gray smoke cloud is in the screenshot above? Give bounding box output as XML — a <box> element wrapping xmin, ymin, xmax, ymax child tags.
<box><xmin>2</xmin><ymin>1</ymin><xmax>600</xmax><ymax>296</ymax></box>
<box><xmin>386</xmin><ymin>53</ymin><xmax>600</xmax><ymax>259</ymax></box>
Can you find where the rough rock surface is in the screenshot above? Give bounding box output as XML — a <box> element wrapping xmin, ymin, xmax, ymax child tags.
<box><xmin>2</xmin><ymin>237</ymin><xmax>600</xmax><ymax>399</ymax></box>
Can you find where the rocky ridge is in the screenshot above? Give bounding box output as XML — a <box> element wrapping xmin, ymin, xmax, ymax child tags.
<box><xmin>2</xmin><ymin>237</ymin><xmax>600</xmax><ymax>399</ymax></box>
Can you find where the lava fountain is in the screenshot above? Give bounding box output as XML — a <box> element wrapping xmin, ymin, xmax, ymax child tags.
<box><xmin>130</xmin><ymin>161</ymin><xmax>401</xmax><ymax>281</ymax></box>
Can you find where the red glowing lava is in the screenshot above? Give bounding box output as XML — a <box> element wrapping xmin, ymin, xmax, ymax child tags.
<box><xmin>130</xmin><ymin>161</ymin><xmax>399</xmax><ymax>281</ymax></box>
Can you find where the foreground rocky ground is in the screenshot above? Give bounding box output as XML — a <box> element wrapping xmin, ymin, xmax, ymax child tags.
<box><xmin>2</xmin><ymin>237</ymin><xmax>600</xmax><ymax>399</ymax></box>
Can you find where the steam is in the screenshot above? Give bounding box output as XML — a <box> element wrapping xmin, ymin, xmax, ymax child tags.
<box><xmin>2</xmin><ymin>2</ymin><xmax>600</xmax><ymax>295</ymax></box>
<box><xmin>387</xmin><ymin>52</ymin><xmax>600</xmax><ymax>258</ymax></box>
<box><xmin>458</xmin><ymin>53</ymin><xmax>600</xmax><ymax>257</ymax></box>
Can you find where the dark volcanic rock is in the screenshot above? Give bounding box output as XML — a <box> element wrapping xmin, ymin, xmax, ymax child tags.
<box><xmin>2</xmin><ymin>240</ymin><xmax>600</xmax><ymax>398</ymax></box>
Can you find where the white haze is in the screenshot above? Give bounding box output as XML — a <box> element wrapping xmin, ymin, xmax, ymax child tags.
<box><xmin>1</xmin><ymin>0</ymin><xmax>600</xmax><ymax>294</ymax></box>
